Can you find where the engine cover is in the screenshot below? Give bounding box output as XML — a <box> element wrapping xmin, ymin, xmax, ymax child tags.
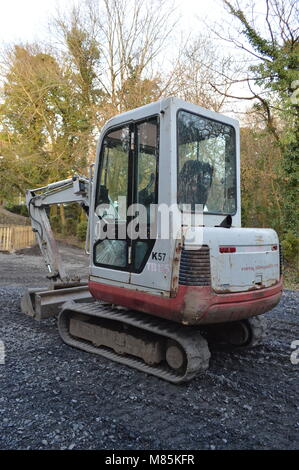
<box><xmin>183</xmin><ymin>227</ymin><xmax>280</xmax><ymax>293</ymax></box>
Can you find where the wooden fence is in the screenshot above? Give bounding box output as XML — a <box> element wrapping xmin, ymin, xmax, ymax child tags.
<box><xmin>0</xmin><ymin>225</ymin><xmax>36</xmax><ymax>252</ymax></box>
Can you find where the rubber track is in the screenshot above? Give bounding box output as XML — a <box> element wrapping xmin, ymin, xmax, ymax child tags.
<box><xmin>58</xmin><ymin>301</ymin><xmax>211</xmax><ymax>383</ymax></box>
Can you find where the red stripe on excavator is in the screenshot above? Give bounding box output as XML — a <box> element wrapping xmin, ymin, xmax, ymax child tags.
<box><xmin>88</xmin><ymin>278</ymin><xmax>283</xmax><ymax>325</ymax></box>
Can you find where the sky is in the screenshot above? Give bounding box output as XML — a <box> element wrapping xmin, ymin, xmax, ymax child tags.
<box><xmin>0</xmin><ymin>0</ymin><xmax>64</xmax><ymax>45</ymax></box>
<box><xmin>0</xmin><ymin>0</ymin><xmax>226</xmax><ymax>45</ymax></box>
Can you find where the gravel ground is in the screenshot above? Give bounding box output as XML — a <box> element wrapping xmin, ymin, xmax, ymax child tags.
<box><xmin>0</xmin><ymin>245</ymin><xmax>298</xmax><ymax>450</ymax></box>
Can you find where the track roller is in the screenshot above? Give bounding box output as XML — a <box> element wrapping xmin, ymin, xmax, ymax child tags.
<box><xmin>202</xmin><ymin>315</ymin><xmax>268</xmax><ymax>349</ymax></box>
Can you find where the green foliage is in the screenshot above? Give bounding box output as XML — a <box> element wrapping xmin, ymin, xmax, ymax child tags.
<box><xmin>117</xmin><ymin>64</ymin><xmax>161</xmax><ymax>112</ymax></box>
<box><xmin>240</xmin><ymin>125</ymin><xmax>283</xmax><ymax>233</ymax></box>
<box><xmin>48</xmin><ymin>203</ymin><xmax>86</xmax><ymax>241</ymax></box>
<box><xmin>280</xmin><ymin>128</ymin><xmax>299</xmax><ymax>235</ymax></box>
<box><xmin>63</xmin><ymin>218</ymin><xmax>77</xmax><ymax>236</ymax></box>
<box><xmin>76</xmin><ymin>219</ymin><xmax>88</xmax><ymax>241</ymax></box>
<box><xmin>49</xmin><ymin>214</ymin><xmax>62</xmax><ymax>234</ymax></box>
<box><xmin>0</xmin><ymin>42</ymin><xmax>97</xmax><ymax>198</ymax></box>
<box><xmin>224</xmin><ymin>1</ymin><xmax>299</xmax><ymax>97</ymax></box>
<box><xmin>225</xmin><ymin>0</ymin><xmax>299</xmax><ymax>267</ymax></box>
<box><xmin>4</xmin><ymin>203</ymin><xmax>29</xmax><ymax>217</ymax></box>
<box><xmin>281</xmin><ymin>231</ymin><xmax>299</xmax><ymax>264</ymax></box>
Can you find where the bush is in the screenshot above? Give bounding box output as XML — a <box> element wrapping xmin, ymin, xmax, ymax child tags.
<box><xmin>5</xmin><ymin>204</ymin><xmax>28</xmax><ymax>217</ymax></box>
<box><xmin>76</xmin><ymin>219</ymin><xmax>88</xmax><ymax>241</ymax></box>
<box><xmin>64</xmin><ymin>217</ymin><xmax>77</xmax><ymax>236</ymax></box>
<box><xmin>50</xmin><ymin>214</ymin><xmax>62</xmax><ymax>233</ymax></box>
<box><xmin>281</xmin><ymin>231</ymin><xmax>299</xmax><ymax>265</ymax></box>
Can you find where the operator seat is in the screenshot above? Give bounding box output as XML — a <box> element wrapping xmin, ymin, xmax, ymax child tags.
<box><xmin>178</xmin><ymin>160</ymin><xmax>213</xmax><ymax>209</ymax></box>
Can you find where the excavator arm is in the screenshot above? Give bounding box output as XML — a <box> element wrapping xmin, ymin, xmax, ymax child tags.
<box><xmin>26</xmin><ymin>176</ymin><xmax>90</xmax><ymax>284</ymax></box>
<box><xmin>21</xmin><ymin>175</ymin><xmax>93</xmax><ymax>319</ymax></box>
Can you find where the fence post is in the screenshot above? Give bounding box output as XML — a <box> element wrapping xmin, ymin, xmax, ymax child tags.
<box><xmin>8</xmin><ymin>226</ymin><xmax>12</xmax><ymax>252</ymax></box>
<box><xmin>10</xmin><ymin>226</ymin><xmax>15</xmax><ymax>252</ymax></box>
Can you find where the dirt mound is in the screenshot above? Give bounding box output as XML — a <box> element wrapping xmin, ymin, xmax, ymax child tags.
<box><xmin>0</xmin><ymin>207</ymin><xmax>30</xmax><ymax>226</ymax></box>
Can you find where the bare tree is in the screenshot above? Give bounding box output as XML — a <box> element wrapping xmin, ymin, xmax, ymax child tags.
<box><xmin>52</xmin><ymin>0</ymin><xmax>177</xmax><ymax>119</ymax></box>
<box><xmin>101</xmin><ymin>1</ymin><xmax>175</xmax><ymax>90</ymax></box>
<box><xmin>167</xmin><ymin>35</ymin><xmax>234</xmax><ymax>112</ymax></box>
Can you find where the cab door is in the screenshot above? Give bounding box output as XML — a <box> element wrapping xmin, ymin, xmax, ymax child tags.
<box><xmin>130</xmin><ymin>117</ymin><xmax>159</xmax><ymax>276</ymax></box>
<box><xmin>92</xmin><ymin>117</ymin><xmax>159</xmax><ymax>285</ymax></box>
<box><xmin>92</xmin><ymin>123</ymin><xmax>132</xmax><ymax>284</ymax></box>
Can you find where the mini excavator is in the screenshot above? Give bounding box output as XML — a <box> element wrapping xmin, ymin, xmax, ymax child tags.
<box><xmin>21</xmin><ymin>98</ymin><xmax>283</xmax><ymax>383</ymax></box>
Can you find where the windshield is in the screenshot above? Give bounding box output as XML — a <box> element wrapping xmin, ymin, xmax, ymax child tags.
<box><xmin>177</xmin><ymin>110</ymin><xmax>236</xmax><ymax>214</ymax></box>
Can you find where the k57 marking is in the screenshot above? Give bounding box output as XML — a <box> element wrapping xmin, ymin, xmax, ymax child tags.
<box><xmin>152</xmin><ymin>252</ymin><xmax>166</xmax><ymax>262</ymax></box>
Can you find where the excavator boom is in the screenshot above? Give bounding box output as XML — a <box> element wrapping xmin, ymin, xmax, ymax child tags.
<box><xmin>21</xmin><ymin>175</ymin><xmax>93</xmax><ymax>320</ymax></box>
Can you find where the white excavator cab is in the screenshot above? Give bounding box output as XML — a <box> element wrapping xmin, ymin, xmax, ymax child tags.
<box><xmin>88</xmin><ymin>98</ymin><xmax>281</xmax><ymax>321</ymax></box>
